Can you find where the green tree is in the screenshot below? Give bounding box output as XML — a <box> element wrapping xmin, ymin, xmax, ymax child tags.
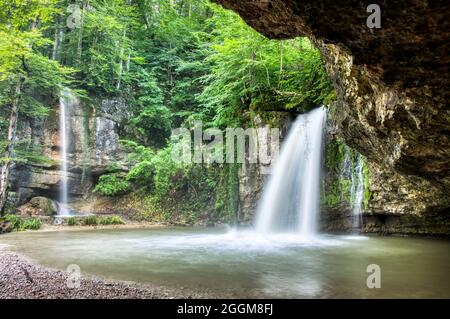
<box><xmin>0</xmin><ymin>0</ymin><xmax>74</xmax><ymax>213</ymax></box>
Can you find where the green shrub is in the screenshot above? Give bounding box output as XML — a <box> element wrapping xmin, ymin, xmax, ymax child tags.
<box><xmin>130</xmin><ymin>102</ymin><xmax>172</xmax><ymax>147</ymax></box>
<box><xmin>19</xmin><ymin>218</ymin><xmax>42</xmax><ymax>230</ymax></box>
<box><xmin>4</xmin><ymin>214</ymin><xmax>22</xmax><ymax>229</ymax></box>
<box><xmin>66</xmin><ymin>217</ymin><xmax>77</xmax><ymax>226</ymax></box>
<box><xmin>109</xmin><ymin>215</ymin><xmax>124</xmax><ymax>224</ymax></box>
<box><xmin>83</xmin><ymin>215</ymin><xmax>98</xmax><ymax>225</ymax></box>
<box><xmin>151</xmin><ymin>146</ymin><xmax>186</xmax><ymax>199</ymax></box>
<box><xmin>93</xmin><ymin>173</ymin><xmax>131</xmax><ymax>196</ymax></box>
<box><xmin>99</xmin><ymin>215</ymin><xmax>124</xmax><ymax>225</ymax></box>
<box><xmin>3</xmin><ymin>214</ymin><xmax>42</xmax><ymax>231</ymax></box>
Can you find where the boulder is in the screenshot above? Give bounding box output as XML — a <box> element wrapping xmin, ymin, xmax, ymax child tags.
<box><xmin>237</xmin><ymin>112</ymin><xmax>292</xmax><ymax>223</ymax></box>
<box><xmin>0</xmin><ymin>220</ymin><xmax>13</xmax><ymax>234</ymax></box>
<box><xmin>215</xmin><ymin>0</ymin><xmax>450</xmax><ymax>233</ymax></box>
<box><xmin>17</xmin><ymin>197</ymin><xmax>58</xmax><ymax>217</ymax></box>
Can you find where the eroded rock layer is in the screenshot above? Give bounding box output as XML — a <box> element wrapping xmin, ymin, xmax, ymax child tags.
<box><xmin>7</xmin><ymin>96</ymin><xmax>129</xmax><ymax>209</ymax></box>
<box><xmin>215</xmin><ymin>0</ymin><xmax>450</xmax><ymax>233</ymax></box>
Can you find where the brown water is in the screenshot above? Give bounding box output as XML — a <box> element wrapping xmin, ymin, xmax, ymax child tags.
<box><xmin>1</xmin><ymin>227</ymin><xmax>449</xmax><ymax>298</ymax></box>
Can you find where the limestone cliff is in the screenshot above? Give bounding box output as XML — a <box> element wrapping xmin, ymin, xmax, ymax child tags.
<box><xmin>237</xmin><ymin>111</ymin><xmax>292</xmax><ymax>223</ymax></box>
<box><xmin>215</xmin><ymin>0</ymin><xmax>450</xmax><ymax>234</ymax></box>
<box><xmin>6</xmin><ymin>95</ymin><xmax>129</xmax><ymax>210</ymax></box>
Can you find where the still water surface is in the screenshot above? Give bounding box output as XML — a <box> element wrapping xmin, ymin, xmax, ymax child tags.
<box><xmin>1</xmin><ymin>227</ymin><xmax>449</xmax><ymax>298</ymax></box>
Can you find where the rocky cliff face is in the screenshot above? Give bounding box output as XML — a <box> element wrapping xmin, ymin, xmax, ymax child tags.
<box><xmin>215</xmin><ymin>0</ymin><xmax>450</xmax><ymax>234</ymax></box>
<box><xmin>238</xmin><ymin>112</ymin><xmax>292</xmax><ymax>223</ymax></box>
<box><xmin>6</xmin><ymin>95</ymin><xmax>129</xmax><ymax>210</ymax></box>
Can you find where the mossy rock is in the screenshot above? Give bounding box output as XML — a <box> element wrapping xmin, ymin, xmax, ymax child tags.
<box><xmin>17</xmin><ymin>197</ymin><xmax>58</xmax><ymax>217</ymax></box>
<box><xmin>0</xmin><ymin>220</ymin><xmax>13</xmax><ymax>234</ymax></box>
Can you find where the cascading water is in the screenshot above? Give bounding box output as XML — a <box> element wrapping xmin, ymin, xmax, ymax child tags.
<box><xmin>255</xmin><ymin>106</ymin><xmax>327</xmax><ymax>240</ymax></box>
<box><xmin>350</xmin><ymin>155</ymin><xmax>364</xmax><ymax>233</ymax></box>
<box><xmin>58</xmin><ymin>89</ymin><xmax>71</xmax><ymax>216</ymax></box>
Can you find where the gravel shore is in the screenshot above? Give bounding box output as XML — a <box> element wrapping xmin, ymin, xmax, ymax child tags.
<box><xmin>0</xmin><ymin>245</ymin><xmax>207</xmax><ymax>299</ymax></box>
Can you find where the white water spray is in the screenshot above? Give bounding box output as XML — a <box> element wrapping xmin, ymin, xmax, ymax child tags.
<box><xmin>255</xmin><ymin>106</ymin><xmax>327</xmax><ymax>240</ymax></box>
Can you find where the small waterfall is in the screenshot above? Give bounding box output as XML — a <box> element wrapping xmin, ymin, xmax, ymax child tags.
<box><xmin>255</xmin><ymin>106</ymin><xmax>327</xmax><ymax>239</ymax></box>
<box><xmin>58</xmin><ymin>89</ymin><xmax>71</xmax><ymax>216</ymax></box>
<box><xmin>350</xmin><ymin>155</ymin><xmax>364</xmax><ymax>233</ymax></box>
<box><xmin>341</xmin><ymin>147</ymin><xmax>352</xmax><ymax>180</ymax></box>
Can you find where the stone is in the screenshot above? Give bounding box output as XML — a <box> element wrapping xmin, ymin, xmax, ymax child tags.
<box><xmin>17</xmin><ymin>197</ymin><xmax>58</xmax><ymax>217</ymax></box>
<box><xmin>238</xmin><ymin>111</ymin><xmax>292</xmax><ymax>223</ymax></box>
<box><xmin>100</xmin><ymin>98</ymin><xmax>133</xmax><ymax>125</ymax></box>
<box><xmin>8</xmin><ymin>95</ymin><xmax>128</xmax><ymax>208</ymax></box>
<box><xmin>215</xmin><ymin>0</ymin><xmax>450</xmax><ymax>233</ymax></box>
<box><xmin>4</xmin><ymin>192</ymin><xmax>18</xmax><ymax>213</ymax></box>
<box><xmin>0</xmin><ymin>220</ymin><xmax>13</xmax><ymax>234</ymax></box>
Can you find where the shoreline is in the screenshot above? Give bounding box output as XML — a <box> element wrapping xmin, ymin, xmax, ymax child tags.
<box><xmin>33</xmin><ymin>221</ymin><xmax>169</xmax><ymax>233</ymax></box>
<box><xmin>0</xmin><ymin>244</ymin><xmax>214</xmax><ymax>299</ymax></box>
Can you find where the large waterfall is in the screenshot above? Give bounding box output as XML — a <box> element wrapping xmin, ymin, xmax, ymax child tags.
<box><xmin>255</xmin><ymin>106</ymin><xmax>327</xmax><ymax>239</ymax></box>
<box><xmin>58</xmin><ymin>89</ymin><xmax>71</xmax><ymax>216</ymax></box>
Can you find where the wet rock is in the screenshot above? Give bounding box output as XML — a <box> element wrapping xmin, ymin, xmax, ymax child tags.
<box><xmin>0</xmin><ymin>221</ymin><xmax>13</xmax><ymax>234</ymax></box>
<box><xmin>17</xmin><ymin>196</ymin><xmax>57</xmax><ymax>217</ymax></box>
<box><xmin>4</xmin><ymin>192</ymin><xmax>18</xmax><ymax>213</ymax></box>
<box><xmin>215</xmin><ymin>0</ymin><xmax>450</xmax><ymax>233</ymax></box>
<box><xmin>238</xmin><ymin>112</ymin><xmax>292</xmax><ymax>223</ymax></box>
<box><xmin>100</xmin><ymin>98</ymin><xmax>133</xmax><ymax>125</ymax></box>
<box><xmin>91</xmin><ymin>116</ymin><xmax>127</xmax><ymax>175</ymax></box>
<box><xmin>8</xmin><ymin>95</ymin><xmax>129</xmax><ymax>207</ymax></box>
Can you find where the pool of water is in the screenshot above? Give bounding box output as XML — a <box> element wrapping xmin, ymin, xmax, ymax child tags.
<box><xmin>1</xmin><ymin>227</ymin><xmax>449</xmax><ymax>298</ymax></box>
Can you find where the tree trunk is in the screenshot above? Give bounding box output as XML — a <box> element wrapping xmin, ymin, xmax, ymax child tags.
<box><xmin>0</xmin><ymin>80</ymin><xmax>23</xmax><ymax>214</ymax></box>
<box><xmin>52</xmin><ymin>21</ymin><xmax>59</xmax><ymax>60</ymax></box>
<box><xmin>52</xmin><ymin>17</ymin><xmax>64</xmax><ymax>61</ymax></box>
<box><xmin>77</xmin><ymin>1</ymin><xmax>89</xmax><ymax>62</ymax></box>
<box><xmin>278</xmin><ymin>42</ymin><xmax>284</xmax><ymax>88</ymax></box>
<box><xmin>116</xmin><ymin>26</ymin><xmax>127</xmax><ymax>91</ymax></box>
<box><xmin>144</xmin><ymin>12</ymin><xmax>151</xmax><ymax>29</ymax></box>
<box><xmin>126</xmin><ymin>52</ymin><xmax>131</xmax><ymax>73</ymax></box>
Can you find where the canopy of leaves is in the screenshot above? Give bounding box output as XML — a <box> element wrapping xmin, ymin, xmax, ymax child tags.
<box><xmin>1</xmin><ymin>0</ymin><xmax>336</xmax><ymax>222</ymax></box>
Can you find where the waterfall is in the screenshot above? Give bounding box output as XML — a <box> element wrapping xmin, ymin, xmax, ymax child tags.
<box><xmin>58</xmin><ymin>89</ymin><xmax>71</xmax><ymax>216</ymax></box>
<box><xmin>350</xmin><ymin>155</ymin><xmax>364</xmax><ymax>233</ymax></box>
<box><xmin>255</xmin><ymin>106</ymin><xmax>327</xmax><ymax>239</ymax></box>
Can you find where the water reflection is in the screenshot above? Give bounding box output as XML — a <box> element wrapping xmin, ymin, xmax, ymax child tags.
<box><xmin>1</xmin><ymin>228</ymin><xmax>449</xmax><ymax>298</ymax></box>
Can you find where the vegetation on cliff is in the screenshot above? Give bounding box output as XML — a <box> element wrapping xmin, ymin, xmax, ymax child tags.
<box><xmin>0</xmin><ymin>0</ymin><xmax>334</xmax><ymax>223</ymax></box>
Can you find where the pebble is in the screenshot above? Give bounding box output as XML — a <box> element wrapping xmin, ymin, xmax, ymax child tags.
<box><xmin>0</xmin><ymin>247</ymin><xmax>211</xmax><ymax>299</ymax></box>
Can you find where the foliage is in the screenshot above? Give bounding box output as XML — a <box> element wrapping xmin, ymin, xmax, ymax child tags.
<box><xmin>59</xmin><ymin>0</ymin><xmax>139</xmax><ymax>93</ymax></box>
<box><xmin>130</xmin><ymin>104</ymin><xmax>172</xmax><ymax>147</ymax></box>
<box><xmin>66</xmin><ymin>216</ymin><xmax>77</xmax><ymax>226</ymax></box>
<box><xmin>151</xmin><ymin>146</ymin><xmax>187</xmax><ymax>199</ymax></box>
<box><xmin>1</xmin><ymin>0</ymin><xmax>339</xmax><ymax>225</ymax></box>
<box><xmin>3</xmin><ymin>214</ymin><xmax>42</xmax><ymax>231</ymax></box>
<box><xmin>120</xmin><ymin>140</ymin><xmax>154</xmax><ymax>187</ymax></box>
<box><xmin>120</xmin><ymin>142</ymin><xmax>187</xmax><ymax>199</ymax></box>
<box><xmin>83</xmin><ymin>215</ymin><xmax>98</xmax><ymax>225</ymax></box>
<box><xmin>3</xmin><ymin>214</ymin><xmax>22</xmax><ymax>229</ymax></box>
<box><xmin>214</xmin><ymin>163</ymin><xmax>239</xmax><ymax>222</ymax></box>
<box><xmin>197</xmin><ymin>8</ymin><xmax>335</xmax><ymax>127</ymax></box>
<box><xmin>99</xmin><ymin>215</ymin><xmax>124</xmax><ymax>225</ymax></box>
<box><xmin>117</xmin><ymin>163</ymin><xmax>236</xmax><ymax>225</ymax></box>
<box><xmin>322</xmin><ymin>138</ymin><xmax>371</xmax><ymax>210</ymax></box>
<box><xmin>0</xmin><ymin>0</ymin><xmax>75</xmax><ymax>213</ymax></box>
<box><xmin>19</xmin><ymin>217</ymin><xmax>42</xmax><ymax>230</ymax></box>
<box><xmin>93</xmin><ymin>173</ymin><xmax>131</xmax><ymax>196</ymax></box>
<box><xmin>363</xmin><ymin>163</ymin><xmax>371</xmax><ymax>209</ymax></box>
